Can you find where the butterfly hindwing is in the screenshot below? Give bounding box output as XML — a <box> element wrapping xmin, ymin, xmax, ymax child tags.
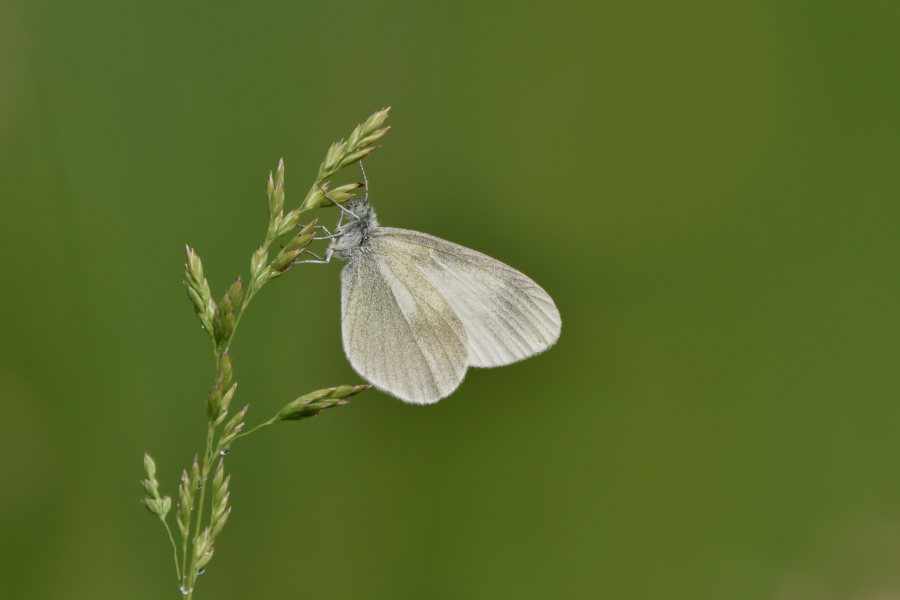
<box><xmin>373</xmin><ymin>228</ymin><xmax>562</xmax><ymax>368</ymax></box>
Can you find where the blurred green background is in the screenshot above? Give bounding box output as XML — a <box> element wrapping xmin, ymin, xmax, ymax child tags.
<box><xmin>1</xmin><ymin>1</ymin><xmax>899</xmax><ymax>598</ymax></box>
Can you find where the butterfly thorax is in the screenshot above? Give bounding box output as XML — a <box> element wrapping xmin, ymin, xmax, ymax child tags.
<box><xmin>329</xmin><ymin>201</ymin><xmax>379</xmax><ymax>262</ymax></box>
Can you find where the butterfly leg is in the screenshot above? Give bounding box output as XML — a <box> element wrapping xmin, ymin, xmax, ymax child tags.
<box><xmin>314</xmin><ymin>225</ymin><xmax>340</xmax><ymax>240</ymax></box>
<box><xmin>295</xmin><ymin>248</ymin><xmax>333</xmax><ymax>265</ymax></box>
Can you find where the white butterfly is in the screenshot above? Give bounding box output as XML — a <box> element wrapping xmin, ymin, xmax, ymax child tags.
<box><xmin>303</xmin><ymin>179</ymin><xmax>561</xmax><ymax>404</ymax></box>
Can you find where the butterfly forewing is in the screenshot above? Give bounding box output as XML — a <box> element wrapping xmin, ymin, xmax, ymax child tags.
<box><xmin>373</xmin><ymin>228</ymin><xmax>562</xmax><ymax>368</ymax></box>
<box><xmin>340</xmin><ymin>242</ymin><xmax>468</xmax><ymax>405</ymax></box>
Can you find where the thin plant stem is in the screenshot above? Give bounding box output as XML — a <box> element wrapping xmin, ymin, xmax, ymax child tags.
<box><xmin>185</xmin><ymin>421</ymin><xmax>214</xmax><ymax>599</ymax></box>
<box><xmin>220</xmin><ymin>234</ymin><xmax>272</xmax><ymax>358</ymax></box>
<box><xmin>185</xmin><ymin>235</ymin><xmax>269</xmax><ymax>596</ymax></box>
<box><xmin>162</xmin><ymin>520</ymin><xmax>182</xmax><ymax>581</ymax></box>
<box><xmin>234</xmin><ymin>419</ymin><xmax>276</xmax><ymax>440</ymax></box>
<box><xmin>180</xmin><ymin>527</ymin><xmax>189</xmax><ymax>593</ymax></box>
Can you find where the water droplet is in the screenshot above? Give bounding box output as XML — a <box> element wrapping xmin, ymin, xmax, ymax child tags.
<box><xmin>197</xmin><ymin>482</ymin><xmax>202</xmax><ymax>490</ymax></box>
<box><xmin>219</xmin><ymin>449</ymin><xmax>230</xmax><ymax>456</ymax></box>
<box><xmin>180</xmin><ymin>585</ymin><xmax>192</xmax><ymax>595</ymax></box>
<box><xmin>198</xmin><ymin>568</ymin><xmax>206</xmax><ymax>575</ymax></box>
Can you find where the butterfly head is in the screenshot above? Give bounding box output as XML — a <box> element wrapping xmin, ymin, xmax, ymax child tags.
<box><xmin>346</xmin><ymin>198</ymin><xmax>378</xmax><ymax>227</ymax></box>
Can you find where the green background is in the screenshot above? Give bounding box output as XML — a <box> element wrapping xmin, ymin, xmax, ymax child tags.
<box><xmin>1</xmin><ymin>1</ymin><xmax>899</xmax><ymax>598</ymax></box>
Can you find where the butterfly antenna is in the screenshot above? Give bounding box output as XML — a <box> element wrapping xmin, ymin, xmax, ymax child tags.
<box><xmin>359</xmin><ymin>161</ymin><xmax>369</xmax><ymax>204</ymax></box>
<box><xmin>316</xmin><ymin>182</ymin><xmax>359</xmax><ymax>220</ymax></box>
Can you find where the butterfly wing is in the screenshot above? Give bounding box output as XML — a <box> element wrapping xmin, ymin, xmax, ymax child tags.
<box><xmin>340</xmin><ymin>239</ymin><xmax>469</xmax><ymax>405</ymax></box>
<box><xmin>373</xmin><ymin>228</ymin><xmax>561</xmax><ymax>368</ymax></box>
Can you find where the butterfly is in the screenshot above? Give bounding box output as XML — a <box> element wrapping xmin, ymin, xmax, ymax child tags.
<box><xmin>303</xmin><ymin>175</ymin><xmax>561</xmax><ymax>404</ymax></box>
